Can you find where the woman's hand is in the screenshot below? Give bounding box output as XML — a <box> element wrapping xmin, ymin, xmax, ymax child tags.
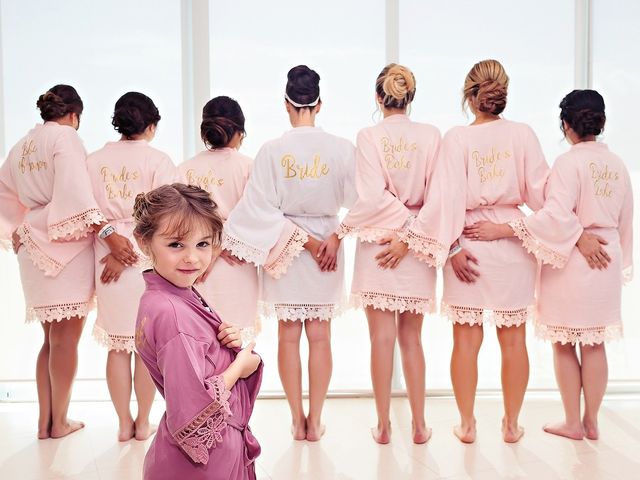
<box><xmin>450</xmin><ymin>248</ymin><xmax>480</xmax><ymax>283</ymax></box>
<box><xmin>304</xmin><ymin>236</ymin><xmax>324</xmax><ymax>269</ymax></box>
<box><xmin>218</xmin><ymin>322</ymin><xmax>243</xmax><ymax>349</ymax></box>
<box><xmin>317</xmin><ymin>233</ymin><xmax>340</xmax><ymax>272</ymax></box>
<box><xmin>219</xmin><ymin>248</ymin><xmax>246</xmax><ymax>266</ymax></box>
<box><xmin>463</xmin><ymin>221</ymin><xmax>512</xmax><ymax>241</ymax></box>
<box><xmin>235</xmin><ymin>342</ymin><xmax>261</xmax><ymax>378</ymax></box>
<box><xmin>99</xmin><ymin>254</ymin><xmax>126</xmax><ymax>284</ymax></box>
<box><xmin>104</xmin><ymin>232</ymin><xmax>138</xmax><ymax>266</ymax></box>
<box><xmin>576</xmin><ymin>232</ymin><xmax>611</xmax><ymax>269</ymax></box>
<box><xmin>11</xmin><ymin>229</ymin><xmax>22</xmax><ymax>254</ymax></box>
<box><xmin>375</xmin><ymin>233</ymin><xmax>409</xmax><ymax>269</ymax></box>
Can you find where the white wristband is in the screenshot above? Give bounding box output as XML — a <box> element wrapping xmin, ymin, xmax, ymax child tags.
<box><xmin>98</xmin><ymin>224</ymin><xmax>116</xmax><ymax>239</ymax></box>
<box><xmin>448</xmin><ymin>244</ymin><xmax>462</xmax><ymax>258</ymax></box>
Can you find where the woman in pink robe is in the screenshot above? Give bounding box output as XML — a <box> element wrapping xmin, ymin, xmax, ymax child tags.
<box><xmin>464</xmin><ymin>90</ymin><xmax>633</xmax><ymax>441</ymax></box>
<box><xmin>134</xmin><ymin>184</ymin><xmax>262</xmax><ymax>480</ymax></box>
<box><xmin>338</xmin><ymin>64</ymin><xmax>445</xmax><ymax>444</ymax></box>
<box><xmin>0</xmin><ymin>85</ymin><xmax>137</xmax><ymax>439</ymax></box>
<box><xmin>87</xmin><ymin>92</ymin><xmax>177</xmax><ymax>441</ymax></box>
<box><xmin>408</xmin><ymin>60</ymin><xmax>550</xmax><ymax>444</ymax></box>
<box><xmin>179</xmin><ymin>96</ymin><xmax>259</xmax><ymax>339</ymax></box>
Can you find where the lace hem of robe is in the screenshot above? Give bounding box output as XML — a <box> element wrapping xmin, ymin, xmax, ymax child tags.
<box><xmin>26</xmin><ymin>298</ymin><xmax>95</xmax><ymax>323</ymax></box>
<box><xmin>17</xmin><ymin>224</ymin><xmax>65</xmax><ymax>276</ymax></box>
<box><xmin>441</xmin><ymin>302</ymin><xmax>534</xmax><ymax>328</ymax></box>
<box><xmin>173</xmin><ymin>375</ymin><xmax>232</xmax><ymax>465</ymax></box>
<box><xmin>623</xmin><ymin>265</ymin><xmax>633</xmax><ymax>285</ymax></box>
<box><xmin>221</xmin><ymin>232</ymin><xmax>267</xmax><ymax>265</ymax></box>
<box><xmin>336</xmin><ymin>223</ymin><xmax>400</xmax><ymax>242</ymax></box>
<box><xmin>352</xmin><ymin>291</ymin><xmax>436</xmax><ymax>315</ymax></box>
<box><xmin>535</xmin><ymin>322</ymin><xmax>623</xmax><ymax>346</ymax></box>
<box><xmin>48</xmin><ymin>208</ymin><xmax>105</xmax><ymax>241</ymax></box>
<box><xmin>92</xmin><ymin>324</ymin><xmax>135</xmax><ymax>352</ymax></box>
<box><xmin>259</xmin><ymin>301</ymin><xmax>344</xmax><ymax>321</ymax></box>
<box><xmin>396</xmin><ymin>228</ymin><xmax>448</xmax><ymax>268</ymax></box>
<box><xmin>509</xmin><ymin>218</ymin><xmax>567</xmax><ymax>268</ymax></box>
<box><xmin>263</xmin><ymin>226</ymin><xmax>309</xmax><ymax>279</ymax></box>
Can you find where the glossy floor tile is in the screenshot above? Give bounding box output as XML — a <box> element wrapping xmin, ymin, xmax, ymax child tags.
<box><xmin>0</xmin><ymin>394</ymin><xmax>639</xmax><ymax>479</ymax></box>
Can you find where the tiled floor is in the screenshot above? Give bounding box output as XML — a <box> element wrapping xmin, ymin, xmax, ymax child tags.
<box><xmin>0</xmin><ymin>394</ymin><xmax>639</xmax><ymax>479</ymax></box>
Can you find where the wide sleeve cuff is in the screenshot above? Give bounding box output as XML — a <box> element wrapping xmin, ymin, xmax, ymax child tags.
<box><xmin>264</xmin><ymin>225</ymin><xmax>309</xmax><ymax>279</ymax></box>
<box><xmin>221</xmin><ymin>230</ymin><xmax>269</xmax><ymax>266</ymax></box>
<box><xmin>48</xmin><ymin>208</ymin><xmax>105</xmax><ymax>241</ymax></box>
<box><xmin>508</xmin><ymin>218</ymin><xmax>569</xmax><ymax>268</ymax></box>
<box><xmin>397</xmin><ymin>225</ymin><xmax>448</xmax><ymax>268</ymax></box>
<box><xmin>172</xmin><ymin>375</ymin><xmax>232</xmax><ymax>465</ymax></box>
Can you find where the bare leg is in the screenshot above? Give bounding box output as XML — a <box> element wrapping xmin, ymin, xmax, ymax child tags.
<box><xmin>106</xmin><ymin>350</ymin><xmax>134</xmax><ymax>441</ymax></box>
<box><xmin>397</xmin><ymin>311</ymin><xmax>430</xmax><ymax>444</ymax></box>
<box><xmin>36</xmin><ymin>322</ymin><xmax>52</xmax><ymax>439</ymax></box>
<box><xmin>278</xmin><ymin>320</ymin><xmax>306</xmax><ymax>440</ymax></box>
<box><xmin>133</xmin><ymin>353</ymin><xmax>157</xmax><ymax>441</ymax></box>
<box><xmin>451</xmin><ymin>323</ymin><xmax>483</xmax><ymax>443</ymax></box>
<box><xmin>496</xmin><ymin>323</ymin><xmax>528</xmax><ymax>443</ymax></box>
<box><xmin>304</xmin><ymin>318</ymin><xmax>332</xmax><ymax>441</ymax></box>
<box><xmin>49</xmin><ymin>315</ymin><xmax>85</xmax><ymax>438</ymax></box>
<box><xmin>543</xmin><ymin>342</ymin><xmax>584</xmax><ymax>440</ymax></box>
<box><xmin>366</xmin><ymin>306</ymin><xmax>396</xmax><ymax>444</ymax></box>
<box><xmin>580</xmin><ymin>343</ymin><xmax>608</xmax><ymax>440</ymax></box>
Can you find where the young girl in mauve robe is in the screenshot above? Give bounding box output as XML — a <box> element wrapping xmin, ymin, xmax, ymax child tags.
<box><xmin>222</xmin><ymin>65</ymin><xmax>355</xmax><ymax>441</ymax></box>
<box><xmin>337</xmin><ymin>64</ymin><xmax>445</xmax><ymax>445</ymax></box>
<box><xmin>179</xmin><ymin>96</ymin><xmax>259</xmax><ymax>339</ymax></box>
<box><xmin>464</xmin><ymin>89</ymin><xmax>633</xmax><ymax>441</ymax></box>
<box><xmin>134</xmin><ymin>184</ymin><xmax>262</xmax><ymax>480</ymax></box>
<box><xmin>0</xmin><ymin>85</ymin><xmax>137</xmax><ymax>439</ymax></box>
<box><xmin>87</xmin><ymin>92</ymin><xmax>177</xmax><ymax>441</ymax></box>
<box><xmin>409</xmin><ymin>60</ymin><xmax>550</xmax><ymax>444</ymax></box>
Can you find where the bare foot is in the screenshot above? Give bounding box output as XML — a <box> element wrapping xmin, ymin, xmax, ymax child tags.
<box><xmin>50</xmin><ymin>419</ymin><xmax>85</xmax><ymax>439</ymax></box>
<box><xmin>371</xmin><ymin>422</ymin><xmax>391</xmax><ymax>444</ymax></box>
<box><xmin>412</xmin><ymin>425</ymin><xmax>432</xmax><ymax>444</ymax></box>
<box><xmin>290</xmin><ymin>422</ymin><xmax>306</xmax><ymax>441</ymax></box>
<box><xmin>305</xmin><ymin>419</ymin><xmax>326</xmax><ymax>442</ymax></box>
<box><xmin>582</xmin><ymin>419</ymin><xmax>599</xmax><ymax>440</ymax></box>
<box><xmin>453</xmin><ymin>423</ymin><xmax>476</xmax><ymax>444</ymax></box>
<box><xmin>543</xmin><ymin>422</ymin><xmax>584</xmax><ymax>440</ymax></box>
<box><xmin>502</xmin><ymin>418</ymin><xmax>525</xmax><ymax>443</ymax></box>
<box><xmin>134</xmin><ymin>420</ymin><xmax>157</xmax><ymax>441</ymax></box>
<box><xmin>37</xmin><ymin>428</ymin><xmax>51</xmax><ymax>440</ymax></box>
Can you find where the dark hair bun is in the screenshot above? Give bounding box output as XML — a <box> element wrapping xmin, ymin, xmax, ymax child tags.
<box><xmin>112</xmin><ymin>92</ymin><xmax>161</xmax><ymax>138</ymax></box>
<box><xmin>475</xmin><ymin>79</ymin><xmax>507</xmax><ymax>115</ymax></box>
<box><xmin>285</xmin><ymin>65</ymin><xmax>320</xmax><ymax>107</ymax></box>
<box><xmin>36</xmin><ymin>84</ymin><xmax>83</xmax><ymax>121</ymax></box>
<box><xmin>560</xmin><ymin>89</ymin><xmax>606</xmax><ymax>138</ymax></box>
<box><xmin>200</xmin><ymin>96</ymin><xmax>246</xmax><ymax>149</ymax></box>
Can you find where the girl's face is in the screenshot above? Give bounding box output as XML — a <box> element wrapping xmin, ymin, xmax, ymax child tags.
<box><xmin>143</xmin><ymin>215</ymin><xmax>213</xmax><ymax>288</ymax></box>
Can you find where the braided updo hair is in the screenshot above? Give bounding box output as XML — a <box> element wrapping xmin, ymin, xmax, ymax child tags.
<box><xmin>462</xmin><ymin>59</ymin><xmax>509</xmax><ymax>115</ymax></box>
<box><xmin>36</xmin><ymin>85</ymin><xmax>83</xmax><ymax>121</ymax></box>
<box><xmin>375</xmin><ymin>63</ymin><xmax>416</xmax><ymax>110</ymax></box>
<box><xmin>112</xmin><ymin>92</ymin><xmax>161</xmax><ymax>139</ymax></box>
<box><xmin>559</xmin><ymin>89</ymin><xmax>606</xmax><ymax>139</ymax></box>
<box><xmin>133</xmin><ymin>183</ymin><xmax>224</xmax><ymax>249</ymax></box>
<box><xmin>200</xmin><ymin>96</ymin><xmax>246</xmax><ymax>150</ymax></box>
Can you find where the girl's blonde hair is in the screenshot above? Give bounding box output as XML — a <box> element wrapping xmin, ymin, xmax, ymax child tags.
<box><xmin>133</xmin><ymin>183</ymin><xmax>223</xmax><ymax>247</ymax></box>
<box><xmin>375</xmin><ymin>63</ymin><xmax>416</xmax><ymax>110</ymax></box>
<box><xmin>462</xmin><ymin>59</ymin><xmax>509</xmax><ymax>115</ymax></box>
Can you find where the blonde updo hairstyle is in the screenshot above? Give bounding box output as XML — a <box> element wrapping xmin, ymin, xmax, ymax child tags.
<box><xmin>462</xmin><ymin>59</ymin><xmax>509</xmax><ymax>115</ymax></box>
<box><xmin>375</xmin><ymin>63</ymin><xmax>416</xmax><ymax>110</ymax></box>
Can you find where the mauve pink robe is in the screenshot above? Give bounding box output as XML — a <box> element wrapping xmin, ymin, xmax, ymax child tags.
<box><xmin>136</xmin><ymin>271</ymin><xmax>262</xmax><ymax>480</ymax></box>
<box><xmin>0</xmin><ymin>122</ymin><xmax>106</xmax><ymax>322</ymax></box>
<box><xmin>509</xmin><ymin>141</ymin><xmax>633</xmax><ymax>344</ymax></box>
<box><xmin>179</xmin><ymin>148</ymin><xmax>259</xmax><ymax>335</ymax></box>
<box><xmin>338</xmin><ymin>114</ymin><xmax>445</xmax><ymax>314</ymax></box>
<box><xmin>434</xmin><ymin>119</ymin><xmax>550</xmax><ymax>326</ymax></box>
<box><xmin>88</xmin><ymin>140</ymin><xmax>177</xmax><ymax>351</ymax></box>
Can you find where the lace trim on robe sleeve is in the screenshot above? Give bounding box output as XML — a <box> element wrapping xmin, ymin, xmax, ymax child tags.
<box><xmin>263</xmin><ymin>226</ymin><xmax>309</xmax><ymax>279</ymax></box>
<box><xmin>336</xmin><ymin>223</ymin><xmax>400</xmax><ymax>242</ymax></box>
<box><xmin>396</xmin><ymin>228</ymin><xmax>448</xmax><ymax>268</ymax></box>
<box><xmin>508</xmin><ymin>218</ymin><xmax>568</xmax><ymax>268</ymax></box>
<box><xmin>48</xmin><ymin>208</ymin><xmax>105</xmax><ymax>241</ymax></box>
<box><xmin>221</xmin><ymin>231</ymin><xmax>268</xmax><ymax>266</ymax></box>
<box><xmin>17</xmin><ymin>224</ymin><xmax>65</xmax><ymax>276</ymax></box>
<box><xmin>172</xmin><ymin>375</ymin><xmax>232</xmax><ymax>465</ymax></box>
